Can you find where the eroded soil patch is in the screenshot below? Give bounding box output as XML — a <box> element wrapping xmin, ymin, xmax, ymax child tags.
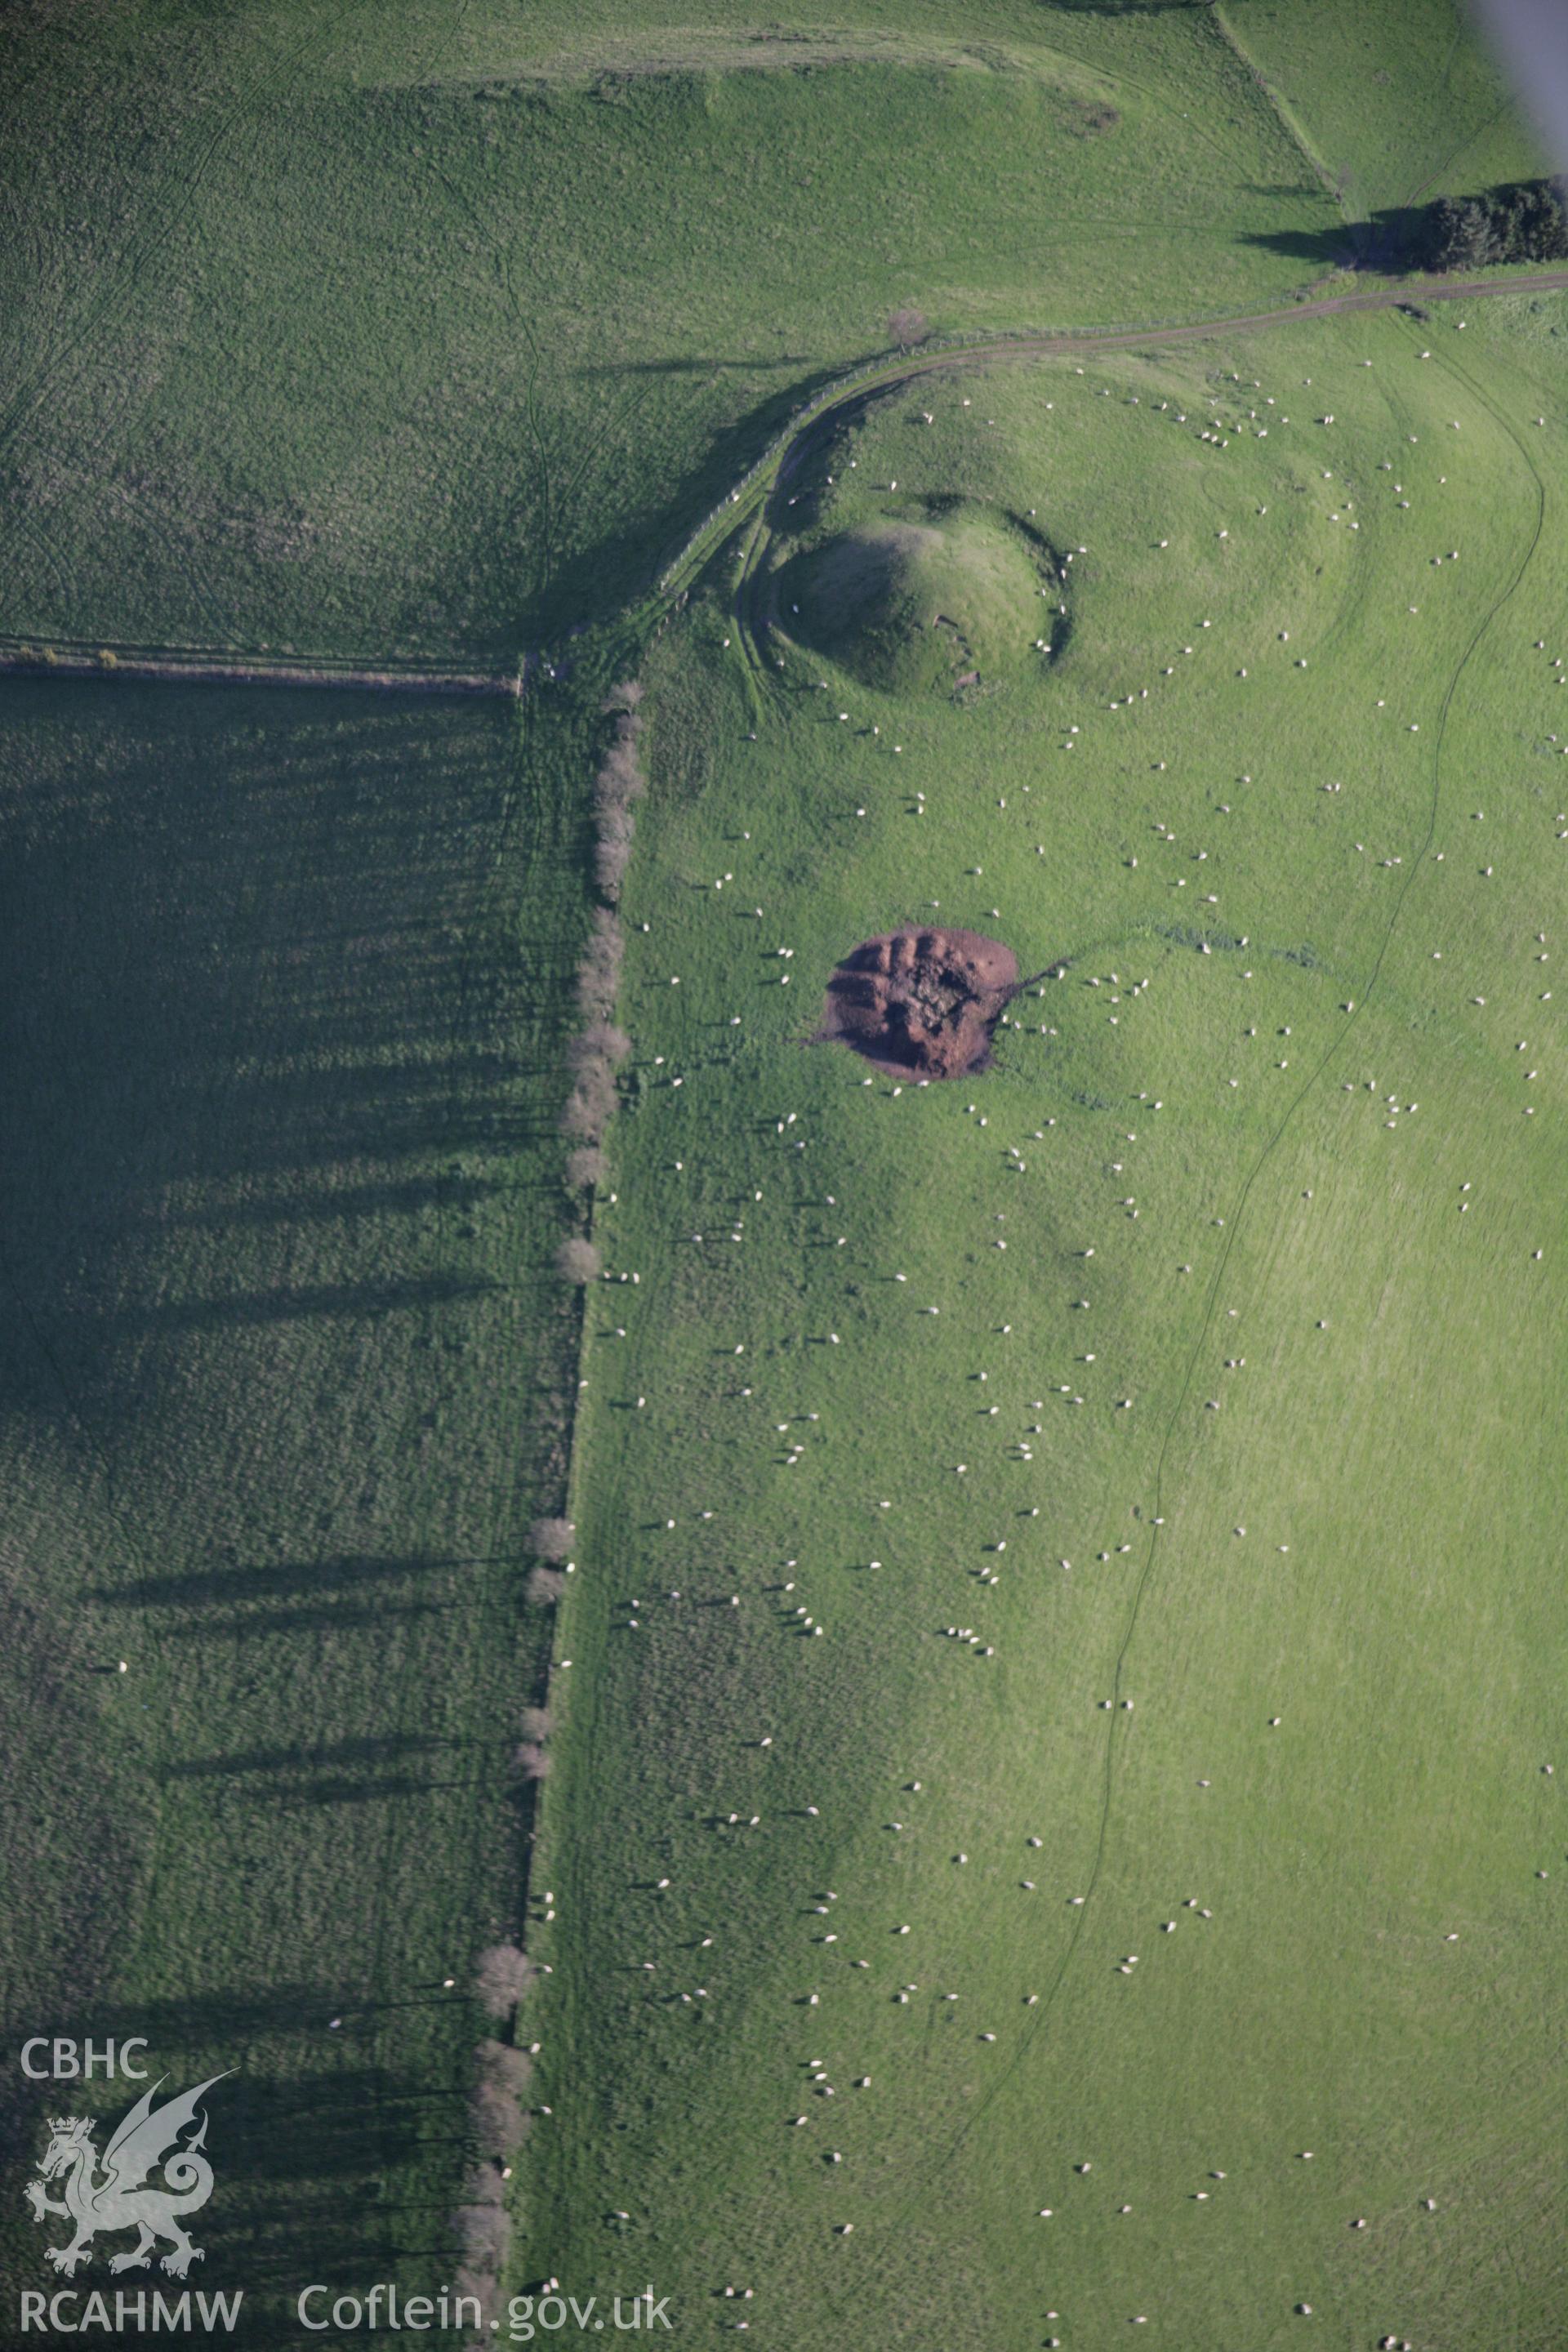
<box><xmin>818</xmin><ymin>926</ymin><xmax>1019</xmax><ymax>1077</ymax></box>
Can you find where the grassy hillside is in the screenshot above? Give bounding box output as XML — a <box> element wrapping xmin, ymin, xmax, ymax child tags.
<box><xmin>529</xmin><ymin>303</ymin><xmax>1568</xmax><ymax>2347</ymax></box>
<box><xmin>2</xmin><ymin>3</ymin><xmax>1563</xmax><ymax>2346</ymax></box>
<box><xmin>1222</xmin><ymin>0</ymin><xmax>1544</xmax><ymax>219</ymax></box>
<box><xmin>0</xmin><ymin>1</ymin><xmax>1340</xmax><ymax>662</ymax></box>
<box><xmin>0</xmin><ymin>681</ymin><xmax>588</xmax><ymax>2332</ymax></box>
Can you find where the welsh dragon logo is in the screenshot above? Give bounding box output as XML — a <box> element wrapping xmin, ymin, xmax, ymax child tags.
<box><xmin>24</xmin><ymin>2074</ymin><xmax>229</xmax><ymax>2278</ymax></box>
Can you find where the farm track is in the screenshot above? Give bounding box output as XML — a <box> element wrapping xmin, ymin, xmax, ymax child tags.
<box><xmin>662</xmin><ymin>265</ymin><xmax>1568</xmax><ymax>650</ymax></box>
<box><xmin>6</xmin><ymin>269</ymin><xmax>1566</xmax><ymax>704</ymax></box>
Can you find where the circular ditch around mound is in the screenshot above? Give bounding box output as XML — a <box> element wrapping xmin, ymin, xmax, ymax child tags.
<box><xmin>817</xmin><ymin>926</ymin><xmax>1020</xmax><ymax>1078</ymax></box>
<box><xmin>773</xmin><ymin>511</ymin><xmax>1050</xmax><ymax>694</ymax></box>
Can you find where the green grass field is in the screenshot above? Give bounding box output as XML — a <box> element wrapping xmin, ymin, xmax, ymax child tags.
<box><xmin>528</xmin><ymin>301</ymin><xmax>1568</xmax><ymax>2347</ymax></box>
<box><xmin>1223</xmin><ymin>0</ymin><xmax>1542</xmax><ymax>218</ymax></box>
<box><xmin>0</xmin><ymin>0</ymin><xmax>1348</xmax><ymax>662</ymax></box>
<box><xmin>2</xmin><ymin>2</ymin><xmax>1565</xmax><ymax>2346</ymax></box>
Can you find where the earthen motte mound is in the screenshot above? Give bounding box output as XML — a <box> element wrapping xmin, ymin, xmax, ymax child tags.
<box><xmin>819</xmin><ymin>927</ymin><xmax>1020</xmax><ymax>1078</ymax></box>
<box><xmin>775</xmin><ymin>514</ymin><xmax>1044</xmax><ymax>693</ymax></box>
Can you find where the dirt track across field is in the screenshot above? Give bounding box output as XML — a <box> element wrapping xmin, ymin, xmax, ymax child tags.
<box><xmin>648</xmin><ymin>265</ymin><xmax>1568</xmax><ymax>638</ymax></box>
<box><xmin>8</xmin><ymin>267</ymin><xmax>1566</xmax><ymax>694</ymax></box>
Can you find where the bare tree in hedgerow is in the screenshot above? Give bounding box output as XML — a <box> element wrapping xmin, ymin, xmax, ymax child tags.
<box><xmin>555</xmin><ymin>1235</ymin><xmax>601</xmax><ymax>1285</ymax></box>
<box><xmin>472</xmin><ymin>1942</ymin><xmax>536</xmax><ymax>2019</ymax></box>
<box><xmin>527</xmin><ymin>1516</ymin><xmax>574</xmax><ymax>1560</ymax></box>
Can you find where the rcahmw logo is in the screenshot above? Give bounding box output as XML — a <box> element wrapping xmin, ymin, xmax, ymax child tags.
<box><xmin>17</xmin><ymin>2037</ymin><xmax>241</xmax><ymax>2334</ymax></box>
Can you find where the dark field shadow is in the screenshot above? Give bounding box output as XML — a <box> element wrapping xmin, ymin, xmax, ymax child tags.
<box><xmin>5</xmin><ymin>2056</ymin><xmax>461</xmax><ymax>2336</ymax></box>
<box><xmin>1243</xmin><ymin>207</ymin><xmax>1430</xmax><ymax>270</ymax></box>
<box><xmin>575</xmin><ymin>353</ymin><xmax>825</xmax><ymax>376</ymax></box>
<box><xmin>0</xmin><ymin>678</ymin><xmax>577</xmax><ymax>2325</ymax></box>
<box><xmin>89</xmin><ymin>1549</ymin><xmax>501</xmax><ymax>1610</ymax></box>
<box><xmin>0</xmin><ymin>684</ymin><xmax>574</xmax><ymax>1423</ymax></box>
<box><xmin>163</xmin><ymin>1732</ymin><xmax>456</xmax><ymax>1778</ymax></box>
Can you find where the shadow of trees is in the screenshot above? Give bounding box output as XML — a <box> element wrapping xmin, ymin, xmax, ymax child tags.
<box><xmin>1242</xmin><ymin>207</ymin><xmax>1429</xmax><ymax>271</ymax></box>
<box><xmin>0</xmin><ymin>681</ymin><xmax>584</xmax><ymax>2336</ymax></box>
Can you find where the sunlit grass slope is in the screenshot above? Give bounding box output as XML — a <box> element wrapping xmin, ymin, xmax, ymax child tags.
<box><xmin>1222</xmin><ymin>0</ymin><xmax>1544</xmax><ymax>219</ymax></box>
<box><xmin>0</xmin><ymin>1</ymin><xmax>1341</xmax><ymax>660</ymax></box>
<box><xmin>0</xmin><ymin>2</ymin><xmax>1560</xmax><ymax>2344</ymax></box>
<box><xmin>532</xmin><ymin>303</ymin><xmax>1568</xmax><ymax>2349</ymax></box>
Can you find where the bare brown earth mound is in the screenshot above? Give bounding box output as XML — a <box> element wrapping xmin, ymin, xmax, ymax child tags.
<box><xmin>818</xmin><ymin>927</ymin><xmax>1020</xmax><ymax>1078</ymax></box>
